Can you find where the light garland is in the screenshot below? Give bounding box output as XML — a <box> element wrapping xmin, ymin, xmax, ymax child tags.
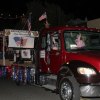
<box><xmin>0</xmin><ymin>13</ymin><xmax>26</xmax><ymax>20</ymax></box>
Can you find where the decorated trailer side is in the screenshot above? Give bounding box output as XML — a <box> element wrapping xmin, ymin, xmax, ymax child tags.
<box><xmin>4</xmin><ymin>29</ymin><xmax>39</xmax><ymax>66</ymax></box>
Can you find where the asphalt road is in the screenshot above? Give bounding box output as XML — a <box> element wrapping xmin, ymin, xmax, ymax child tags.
<box><xmin>0</xmin><ymin>79</ymin><xmax>99</xmax><ymax>100</ymax></box>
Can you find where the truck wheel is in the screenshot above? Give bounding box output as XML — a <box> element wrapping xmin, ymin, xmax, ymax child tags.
<box><xmin>59</xmin><ymin>77</ymin><xmax>80</xmax><ymax>100</ymax></box>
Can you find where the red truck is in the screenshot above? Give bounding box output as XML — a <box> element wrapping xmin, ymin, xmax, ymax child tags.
<box><xmin>19</xmin><ymin>26</ymin><xmax>100</xmax><ymax>100</ymax></box>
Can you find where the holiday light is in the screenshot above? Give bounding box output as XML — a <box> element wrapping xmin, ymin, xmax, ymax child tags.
<box><xmin>0</xmin><ymin>13</ymin><xmax>26</xmax><ymax>20</ymax></box>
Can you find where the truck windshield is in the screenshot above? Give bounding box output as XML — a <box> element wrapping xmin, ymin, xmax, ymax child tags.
<box><xmin>64</xmin><ymin>31</ymin><xmax>100</xmax><ymax>51</ymax></box>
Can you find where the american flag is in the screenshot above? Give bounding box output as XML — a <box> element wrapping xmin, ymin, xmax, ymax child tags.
<box><xmin>14</xmin><ymin>37</ymin><xmax>21</xmax><ymax>46</ymax></box>
<box><xmin>14</xmin><ymin>37</ymin><xmax>27</xmax><ymax>46</ymax></box>
<box><xmin>20</xmin><ymin>38</ymin><xmax>27</xmax><ymax>46</ymax></box>
<box><xmin>27</xmin><ymin>14</ymin><xmax>31</xmax><ymax>34</ymax></box>
<box><xmin>39</xmin><ymin>12</ymin><xmax>47</xmax><ymax>21</ymax></box>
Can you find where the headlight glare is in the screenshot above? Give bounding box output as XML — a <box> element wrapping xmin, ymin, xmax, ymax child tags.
<box><xmin>77</xmin><ymin>67</ymin><xmax>96</xmax><ymax>75</ymax></box>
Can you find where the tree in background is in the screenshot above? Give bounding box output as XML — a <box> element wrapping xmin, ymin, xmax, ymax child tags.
<box><xmin>16</xmin><ymin>0</ymin><xmax>86</xmax><ymax>31</ymax></box>
<box><xmin>44</xmin><ymin>2</ymin><xmax>67</xmax><ymax>26</ymax></box>
<box><xmin>15</xmin><ymin>0</ymin><xmax>67</xmax><ymax>31</ymax></box>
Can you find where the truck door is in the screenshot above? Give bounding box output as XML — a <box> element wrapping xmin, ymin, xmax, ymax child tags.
<box><xmin>49</xmin><ymin>31</ymin><xmax>61</xmax><ymax>74</ymax></box>
<box><xmin>39</xmin><ymin>31</ymin><xmax>61</xmax><ymax>74</ymax></box>
<box><xmin>39</xmin><ymin>33</ymin><xmax>51</xmax><ymax>73</ymax></box>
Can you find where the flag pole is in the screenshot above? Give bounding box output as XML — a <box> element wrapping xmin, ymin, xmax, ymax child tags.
<box><xmin>3</xmin><ymin>32</ymin><xmax>5</xmax><ymax>66</ymax></box>
<box><xmin>45</xmin><ymin>19</ymin><xmax>49</xmax><ymax>28</ymax></box>
<box><xmin>28</xmin><ymin>12</ymin><xmax>32</xmax><ymax>35</ymax></box>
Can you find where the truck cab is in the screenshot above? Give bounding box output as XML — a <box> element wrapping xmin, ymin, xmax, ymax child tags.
<box><xmin>35</xmin><ymin>26</ymin><xmax>100</xmax><ymax>100</ymax></box>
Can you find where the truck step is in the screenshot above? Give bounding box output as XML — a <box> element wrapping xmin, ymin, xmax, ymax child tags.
<box><xmin>47</xmin><ymin>75</ymin><xmax>57</xmax><ymax>80</ymax></box>
<box><xmin>42</xmin><ymin>84</ymin><xmax>56</xmax><ymax>90</ymax></box>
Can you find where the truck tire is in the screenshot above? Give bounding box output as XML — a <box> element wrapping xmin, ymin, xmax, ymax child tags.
<box><xmin>59</xmin><ymin>76</ymin><xmax>80</xmax><ymax>100</ymax></box>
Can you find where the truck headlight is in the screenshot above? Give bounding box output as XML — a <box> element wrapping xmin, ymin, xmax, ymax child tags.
<box><xmin>77</xmin><ymin>67</ymin><xmax>96</xmax><ymax>75</ymax></box>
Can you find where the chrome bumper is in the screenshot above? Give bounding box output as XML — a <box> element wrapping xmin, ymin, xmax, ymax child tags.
<box><xmin>80</xmin><ymin>85</ymin><xmax>100</xmax><ymax>97</ymax></box>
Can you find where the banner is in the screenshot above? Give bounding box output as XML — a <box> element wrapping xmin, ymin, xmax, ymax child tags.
<box><xmin>8</xmin><ymin>30</ymin><xmax>38</xmax><ymax>48</ymax></box>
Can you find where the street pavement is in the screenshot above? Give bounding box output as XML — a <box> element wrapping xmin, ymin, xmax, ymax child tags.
<box><xmin>0</xmin><ymin>79</ymin><xmax>99</xmax><ymax>100</ymax></box>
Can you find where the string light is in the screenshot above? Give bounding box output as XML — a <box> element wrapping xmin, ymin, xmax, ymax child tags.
<box><xmin>0</xmin><ymin>13</ymin><xmax>26</xmax><ymax>20</ymax></box>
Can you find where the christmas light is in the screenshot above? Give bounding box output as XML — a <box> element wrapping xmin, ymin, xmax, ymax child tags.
<box><xmin>0</xmin><ymin>13</ymin><xmax>26</xmax><ymax>20</ymax></box>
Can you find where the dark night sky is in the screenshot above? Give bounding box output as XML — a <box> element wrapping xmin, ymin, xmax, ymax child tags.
<box><xmin>56</xmin><ymin>0</ymin><xmax>100</xmax><ymax>20</ymax></box>
<box><xmin>0</xmin><ymin>0</ymin><xmax>28</xmax><ymax>15</ymax></box>
<box><xmin>0</xmin><ymin>0</ymin><xmax>100</xmax><ymax>20</ymax></box>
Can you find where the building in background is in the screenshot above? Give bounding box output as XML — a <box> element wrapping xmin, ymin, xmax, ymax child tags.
<box><xmin>87</xmin><ymin>18</ymin><xmax>100</xmax><ymax>29</ymax></box>
<box><xmin>67</xmin><ymin>18</ymin><xmax>87</xmax><ymax>26</ymax></box>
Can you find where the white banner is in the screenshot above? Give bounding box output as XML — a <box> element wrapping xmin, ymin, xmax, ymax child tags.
<box><xmin>8</xmin><ymin>30</ymin><xmax>38</xmax><ymax>48</ymax></box>
<box><xmin>40</xmin><ymin>50</ymin><xmax>45</xmax><ymax>58</ymax></box>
